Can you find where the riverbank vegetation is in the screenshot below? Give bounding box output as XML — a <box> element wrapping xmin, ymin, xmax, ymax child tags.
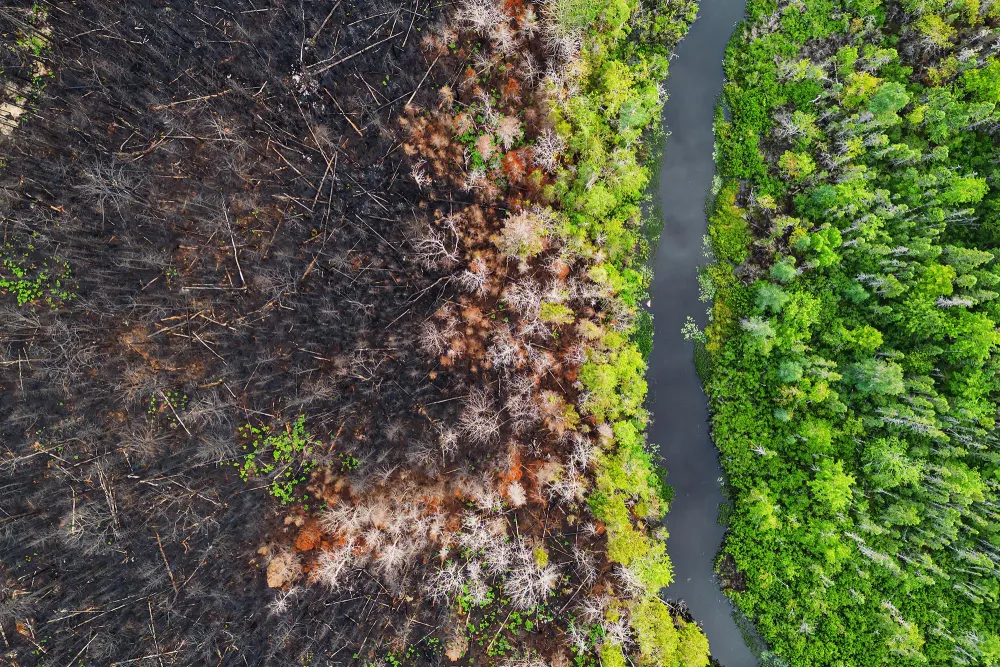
<box><xmin>0</xmin><ymin>1</ymin><xmax>708</xmax><ymax>665</ymax></box>
<box><xmin>707</xmin><ymin>0</ymin><xmax>1000</xmax><ymax>663</ymax></box>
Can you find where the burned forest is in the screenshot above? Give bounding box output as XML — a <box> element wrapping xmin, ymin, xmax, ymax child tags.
<box><xmin>0</xmin><ymin>1</ymin><xmax>710</xmax><ymax>666</ymax></box>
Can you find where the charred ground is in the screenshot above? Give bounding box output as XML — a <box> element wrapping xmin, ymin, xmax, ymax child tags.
<box><xmin>0</xmin><ymin>1</ymin><xmax>474</xmax><ymax>663</ymax></box>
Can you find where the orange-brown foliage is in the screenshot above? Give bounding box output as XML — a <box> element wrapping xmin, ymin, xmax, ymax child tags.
<box><xmin>294</xmin><ymin>520</ymin><xmax>323</xmax><ymax>552</ymax></box>
<box><xmin>504</xmin><ymin>0</ymin><xmax>526</xmax><ymax>18</ymax></box>
<box><xmin>501</xmin><ymin>77</ymin><xmax>521</xmax><ymax>102</ymax></box>
<box><xmin>502</xmin><ymin>149</ymin><xmax>528</xmax><ymax>183</ymax></box>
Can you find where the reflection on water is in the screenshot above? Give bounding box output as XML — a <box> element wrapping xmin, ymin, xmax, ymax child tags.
<box><xmin>648</xmin><ymin>0</ymin><xmax>758</xmax><ymax>664</ymax></box>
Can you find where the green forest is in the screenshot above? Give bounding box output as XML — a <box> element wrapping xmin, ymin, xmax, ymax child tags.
<box><xmin>707</xmin><ymin>0</ymin><xmax>1000</xmax><ymax>663</ymax></box>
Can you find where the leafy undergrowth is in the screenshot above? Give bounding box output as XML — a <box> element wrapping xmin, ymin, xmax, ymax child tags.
<box><xmin>708</xmin><ymin>0</ymin><xmax>1000</xmax><ymax>664</ymax></box>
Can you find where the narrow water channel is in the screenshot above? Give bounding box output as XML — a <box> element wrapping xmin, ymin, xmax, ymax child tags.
<box><xmin>649</xmin><ymin>0</ymin><xmax>756</xmax><ymax>664</ymax></box>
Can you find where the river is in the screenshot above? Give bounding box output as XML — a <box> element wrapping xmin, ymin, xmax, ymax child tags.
<box><xmin>648</xmin><ymin>0</ymin><xmax>757</xmax><ymax>664</ymax></box>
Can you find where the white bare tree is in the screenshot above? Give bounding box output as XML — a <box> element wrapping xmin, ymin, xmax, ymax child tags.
<box><xmin>412</xmin><ymin>217</ymin><xmax>461</xmax><ymax>268</ymax></box>
<box><xmin>459</xmin><ymin>388</ymin><xmax>503</xmax><ymax>444</ymax></box>
<box><xmin>314</xmin><ymin>542</ymin><xmax>355</xmax><ymax>590</ymax></box>
<box><xmin>419</xmin><ymin>319</ymin><xmax>455</xmax><ymax>355</ymax></box>
<box><xmin>488</xmin><ymin>324</ymin><xmax>522</xmax><ymax>371</ymax></box>
<box><xmin>267</xmin><ymin>586</ymin><xmax>302</xmax><ymax>616</ymax></box>
<box><xmin>518</xmin><ymin>6</ymin><xmax>540</xmax><ymax>37</ymax></box>
<box><xmin>577</xmin><ymin>593</ymin><xmax>611</xmax><ymax>624</ymax></box>
<box><xmin>504</xmin><ymin>278</ymin><xmax>542</xmax><ymax>315</ymax></box>
<box><xmin>491</xmin><ymin>21</ymin><xmax>519</xmax><ymax>56</ymax></box>
<box><xmin>567</xmin><ymin>434</ymin><xmax>595</xmax><ymax>472</ymax></box>
<box><xmin>483</xmin><ymin>538</ymin><xmax>514</xmax><ymax>575</ymax></box>
<box><xmin>463</xmin><ymin>167</ymin><xmax>488</xmax><ymax>191</ymax></box>
<box><xmin>427</xmin><ymin>560</ymin><xmax>465</xmax><ymax>603</ymax></box>
<box><xmin>498</xmin><ymin>658</ymin><xmax>549</xmax><ymax>667</ymax></box>
<box><xmin>506</xmin><ymin>480</ymin><xmax>528</xmax><ymax>507</ymax></box>
<box><xmin>458</xmin><ymin>0</ymin><xmax>509</xmax><ymax>35</ymax></box>
<box><xmin>572</xmin><ymin>546</ymin><xmax>598</xmax><ymax>585</ymax></box>
<box><xmin>533</xmin><ymin>128</ymin><xmax>565</xmax><ymax>172</ymax></box>
<box><xmin>505</xmin><ymin>539</ymin><xmax>562</xmax><ymax>609</ymax></box>
<box><xmin>496</xmin><ymin>116</ymin><xmax>524</xmax><ymax>150</ymax></box>
<box><xmin>496</xmin><ymin>207</ymin><xmax>553</xmax><ymax>260</ymax></box>
<box><xmin>506</xmin><ymin>374</ymin><xmax>541</xmax><ymax>433</ymax></box>
<box><xmin>457</xmin><ymin>256</ymin><xmax>491</xmax><ymax>295</ymax></box>
<box><xmin>543</xmin><ymin>469</ymin><xmax>586</xmax><ymax>503</ymax></box>
<box><xmin>411</xmin><ymin>159</ymin><xmax>432</xmax><ymax>189</ymax></box>
<box><xmin>458</xmin><ymin>512</ymin><xmax>494</xmax><ymax>553</ymax></box>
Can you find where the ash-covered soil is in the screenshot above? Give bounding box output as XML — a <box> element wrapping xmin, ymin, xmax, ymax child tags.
<box><xmin>0</xmin><ymin>1</ymin><xmax>476</xmax><ymax>663</ymax></box>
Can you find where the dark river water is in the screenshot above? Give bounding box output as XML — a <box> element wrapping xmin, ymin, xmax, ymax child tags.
<box><xmin>648</xmin><ymin>0</ymin><xmax>756</xmax><ymax>664</ymax></box>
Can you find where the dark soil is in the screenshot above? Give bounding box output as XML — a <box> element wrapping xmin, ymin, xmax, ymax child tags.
<box><xmin>0</xmin><ymin>1</ymin><xmax>477</xmax><ymax>664</ymax></box>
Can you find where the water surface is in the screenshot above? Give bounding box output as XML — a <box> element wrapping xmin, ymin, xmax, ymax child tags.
<box><xmin>649</xmin><ymin>0</ymin><xmax>756</xmax><ymax>664</ymax></box>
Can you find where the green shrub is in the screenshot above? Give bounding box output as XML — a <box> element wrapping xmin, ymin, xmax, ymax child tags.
<box><xmin>600</xmin><ymin>642</ymin><xmax>627</xmax><ymax>667</ymax></box>
<box><xmin>237</xmin><ymin>415</ymin><xmax>318</xmax><ymax>505</ymax></box>
<box><xmin>708</xmin><ymin>183</ymin><xmax>751</xmax><ymax>263</ymax></box>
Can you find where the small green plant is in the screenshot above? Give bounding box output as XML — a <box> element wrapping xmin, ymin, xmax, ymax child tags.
<box><xmin>22</xmin><ymin>33</ymin><xmax>47</xmax><ymax>57</ymax></box>
<box><xmin>337</xmin><ymin>451</ymin><xmax>359</xmax><ymax>471</ymax></box>
<box><xmin>147</xmin><ymin>390</ymin><xmax>189</xmax><ymax>428</ymax></box>
<box><xmin>236</xmin><ymin>415</ymin><xmax>318</xmax><ymax>505</ymax></box>
<box><xmin>0</xmin><ymin>249</ymin><xmax>76</xmax><ymax>307</ymax></box>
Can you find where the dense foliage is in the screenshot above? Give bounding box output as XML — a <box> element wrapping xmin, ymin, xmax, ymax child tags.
<box><xmin>708</xmin><ymin>0</ymin><xmax>1000</xmax><ymax>663</ymax></box>
<box><xmin>551</xmin><ymin>2</ymin><xmax>711</xmax><ymax>662</ymax></box>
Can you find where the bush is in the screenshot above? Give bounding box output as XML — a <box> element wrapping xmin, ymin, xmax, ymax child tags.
<box><xmin>631</xmin><ymin>597</ymin><xmax>679</xmax><ymax>664</ymax></box>
<box><xmin>579</xmin><ymin>342</ymin><xmax>647</xmax><ymax>423</ymax></box>
<box><xmin>237</xmin><ymin>415</ymin><xmax>317</xmax><ymax>506</ymax></box>
<box><xmin>600</xmin><ymin>642</ymin><xmax>628</xmax><ymax>667</ymax></box>
<box><xmin>708</xmin><ymin>183</ymin><xmax>750</xmax><ymax>263</ymax></box>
